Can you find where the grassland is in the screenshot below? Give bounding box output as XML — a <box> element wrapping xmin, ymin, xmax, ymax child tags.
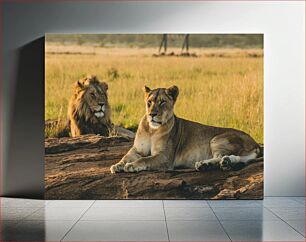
<box><xmin>45</xmin><ymin>45</ymin><xmax>263</xmax><ymax>143</ymax></box>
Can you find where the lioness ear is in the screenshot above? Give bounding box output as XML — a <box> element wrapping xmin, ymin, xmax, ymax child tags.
<box><xmin>166</xmin><ymin>85</ymin><xmax>179</xmax><ymax>102</ymax></box>
<box><xmin>143</xmin><ymin>86</ymin><xmax>151</xmax><ymax>97</ymax></box>
<box><xmin>143</xmin><ymin>85</ymin><xmax>151</xmax><ymax>93</ymax></box>
<box><xmin>100</xmin><ymin>82</ymin><xmax>108</xmax><ymax>92</ymax></box>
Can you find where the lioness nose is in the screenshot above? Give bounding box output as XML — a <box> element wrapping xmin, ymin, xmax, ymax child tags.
<box><xmin>99</xmin><ymin>102</ymin><xmax>105</xmax><ymax>107</ymax></box>
<box><xmin>150</xmin><ymin>113</ymin><xmax>157</xmax><ymax>117</ymax></box>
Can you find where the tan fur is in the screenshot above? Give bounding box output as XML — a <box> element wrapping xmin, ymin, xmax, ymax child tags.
<box><xmin>110</xmin><ymin>85</ymin><xmax>261</xmax><ymax>173</ymax></box>
<box><xmin>68</xmin><ymin>75</ymin><xmax>112</xmax><ymax>137</ymax></box>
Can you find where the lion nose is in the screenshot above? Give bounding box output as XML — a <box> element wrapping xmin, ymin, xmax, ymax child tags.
<box><xmin>99</xmin><ymin>102</ymin><xmax>105</xmax><ymax>107</ymax></box>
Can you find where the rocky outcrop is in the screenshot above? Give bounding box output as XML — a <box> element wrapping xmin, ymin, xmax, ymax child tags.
<box><xmin>45</xmin><ymin>134</ymin><xmax>263</xmax><ymax>199</ymax></box>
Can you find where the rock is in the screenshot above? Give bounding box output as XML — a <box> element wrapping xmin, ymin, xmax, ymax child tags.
<box><xmin>45</xmin><ymin>134</ymin><xmax>263</xmax><ymax>199</ymax></box>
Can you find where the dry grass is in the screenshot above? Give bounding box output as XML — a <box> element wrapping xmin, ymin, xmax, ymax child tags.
<box><xmin>45</xmin><ymin>45</ymin><xmax>263</xmax><ymax>143</ymax></box>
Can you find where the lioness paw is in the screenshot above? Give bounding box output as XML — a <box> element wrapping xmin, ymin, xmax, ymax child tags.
<box><xmin>110</xmin><ymin>163</ymin><xmax>124</xmax><ymax>174</ymax></box>
<box><xmin>195</xmin><ymin>161</ymin><xmax>204</xmax><ymax>171</ymax></box>
<box><xmin>195</xmin><ymin>160</ymin><xmax>212</xmax><ymax>171</ymax></box>
<box><xmin>124</xmin><ymin>163</ymin><xmax>145</xmax><ymax>173</ymax></box>
<box><xmin>220</xmin><ymin>156</ymin><xmax>232</xmax><ymax>171</ymax></box>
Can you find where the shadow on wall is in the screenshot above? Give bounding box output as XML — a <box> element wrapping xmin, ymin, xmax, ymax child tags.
<box><xmin>4</xmin><ymin>37</ymin><xmax>45</xmax><ymax>199</ymax></box>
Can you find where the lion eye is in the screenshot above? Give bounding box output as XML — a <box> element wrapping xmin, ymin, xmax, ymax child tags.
<box><xmin>90</xmin><ymin>93</ymin><xmax>95</xmax><ymax>98</ymax></box>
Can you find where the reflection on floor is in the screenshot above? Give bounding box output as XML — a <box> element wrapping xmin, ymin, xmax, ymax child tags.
<box><xmin>0</xmin><ymin>197</ymin><xmax>305</xmax><ymax>241</ymax></box>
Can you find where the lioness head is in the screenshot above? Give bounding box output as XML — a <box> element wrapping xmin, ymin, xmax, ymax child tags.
<box><xmin>143</xmin><ymin>85</ymin><xmax>179</xmax><ymax>129</ymax></box>
<box><xmin>74</xmin><ymin>75</ymin><xmax>110</xmax><ymax>119</ymax></box>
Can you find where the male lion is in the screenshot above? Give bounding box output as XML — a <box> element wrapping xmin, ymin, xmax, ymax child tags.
<box><xmin>68</xmin><ymin>75</ymin><xmax>112</xmax><ymax>137</ymax></box>
<box><xmin>110</xmin><ymin>85</ymin><xmax>262</xmax><ymax>173</ymax></box>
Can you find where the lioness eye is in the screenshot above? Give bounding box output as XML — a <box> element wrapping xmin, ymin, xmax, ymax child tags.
<box><xmin>147</xmin><ymin>100</ymin><xmax>152</xmax><ymax>107</ymax></box>
<box><xmin>160</xmin><ymin>100</ymin><xmax>166</xmax><ymax>106</ymax></box>
<box><xmin>90</xmin><ymin>93</ymin><xmax>95</xmax><ymax>98</ymax></box>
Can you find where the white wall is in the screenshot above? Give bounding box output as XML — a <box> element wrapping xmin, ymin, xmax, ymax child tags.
<box><xmin>2</xmin><ymin>1</ymin><xmax>305</xmax><ymax>197</ymax></box>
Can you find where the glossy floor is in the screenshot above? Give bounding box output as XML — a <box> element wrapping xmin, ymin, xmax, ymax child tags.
<box><xmin>0</xmin><ymin>197</ymin><xmax>304</xmax><ymax>241</ymax></box>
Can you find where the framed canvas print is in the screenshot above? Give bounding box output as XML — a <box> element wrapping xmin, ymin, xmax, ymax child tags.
<box><xmin>45</xmin><ymin>34</ymin><xmax>263</xmax><ymax>199</ymax></box>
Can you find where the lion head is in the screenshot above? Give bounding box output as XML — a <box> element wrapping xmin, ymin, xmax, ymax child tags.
<box><xmin>143</xmin><ymin>85</ymin><xmax>179</xmax><ymax>129</ymax></box>
<box><xmin>68</xmin><ymin>75</ymin><xmax>112</xmax><ymax>137</ymax></box>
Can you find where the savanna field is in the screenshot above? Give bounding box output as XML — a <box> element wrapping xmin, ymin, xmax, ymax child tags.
<box><xmin>45</xmin><ymin>45</ymin><xmax>263</xmax><ymax>143</ymax></box>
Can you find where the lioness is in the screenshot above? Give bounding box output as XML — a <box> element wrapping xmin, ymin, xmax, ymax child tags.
<box><xmin>110</xmin><ymin>85</ymin><xmax>262</xmax><ymax>173</ymax></box>
<box><xmin>68</xmin><ymin>75</ymin><xmax>112</xmax><ymax>137</ymax></box>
